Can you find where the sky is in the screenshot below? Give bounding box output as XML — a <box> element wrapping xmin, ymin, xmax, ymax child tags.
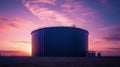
<box><xmin>0</xmin><ymin>0</ymin><xmax>120</xmax><ymax>56</ymax></box>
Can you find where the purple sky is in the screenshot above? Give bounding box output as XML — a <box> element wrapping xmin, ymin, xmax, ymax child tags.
<box><xmin>0</xmin><ymin>0</ymin><xmax>120</xmax><ymax>56</ymax></box>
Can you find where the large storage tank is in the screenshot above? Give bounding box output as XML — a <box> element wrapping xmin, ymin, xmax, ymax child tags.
<box><xmin>31</xmin><ymin>27</ymin><xmax>89</xmax><ymax>57</ymax></box>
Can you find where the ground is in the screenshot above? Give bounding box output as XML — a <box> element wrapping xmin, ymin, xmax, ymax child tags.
<box><xmin>0</xmin><ymin>56</ymin><xmax>120</xmax><ymax>67</ymax></box>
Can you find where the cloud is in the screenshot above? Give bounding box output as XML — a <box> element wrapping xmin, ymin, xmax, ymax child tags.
<box><xmin>61</xmin><ymin>1</ymin><xmax>98</xmax><ymax>26</ymax></box>
<box><xmin>23</xmin><ymin>0</ymin><xmax>74</xmax><ymax>26</ymax></box>
<box><xmin>0</xmin><ymin>16</ymin><xmax>40</xmax><ymax>53</ymax></box>
<box><xmin>0</xmin><ymin>18</ymin><xmax>20</xmax><ymax>31</ymax></box>
<box><xmin>10</xmin><ymin>41</ymin><xmax>31</xmax><ymax>45</ymax></box>
<box><xmin>99</xmin><ymin>0</ymin><xmax>109</xmax><ymax>6</ymax></box>
<box><xmin>0</xmin><ymin>16</ymin><xmax>6</xmax><ymax>20</ymax></box>
<box><xmin>22</xmin><ymin>0</ymin><xmax>98</xmax><ymax>27</ymax></box>
<box><xmin>38</xmin><ymin>0</ymin><xmax>56</xmax><ymax>5</ymax></box>
<box><xmin>0</xmin><ymin>16</ymin><xmax>40</xmax><ymax>42</ymax></box>
<box><xmin>108</xmin><ymin>48</ymin><xmax>120</xmax><ymax>51</ymax></box>
<box><xmin>0</xmin><ymin>17</ymin><xmax>39</xmax><ymax>30</ymax></box>
<box><xmin>23</xmin><ymin>0</ymin><xmax>56</xmax><ymax>5</ymax></box>
<box><xmin>104</xmin><ymin>33</ymin><xmax>120</xmax><ymax>41</ymax></box>
<box><xmin>100</xmin><ymin>25</ymin><xmax>120</xmax><ymax>41</ymax></box>
<box><xmin>22</xmin><ymin>0</ymin><xmax>110</xmax><ymax>53</ymax></box>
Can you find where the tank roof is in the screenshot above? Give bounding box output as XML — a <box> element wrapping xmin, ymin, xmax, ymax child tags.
<box><xmin>31</xmin><ymin>26</ymin><xmax>89</xmax><ymax>34</ymax></box>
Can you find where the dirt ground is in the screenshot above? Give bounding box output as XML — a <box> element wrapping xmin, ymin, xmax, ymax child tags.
<box><xmin>0</xmin><ymin>56</ymin><xmax>120</xmax><ymax>67</ymax></box>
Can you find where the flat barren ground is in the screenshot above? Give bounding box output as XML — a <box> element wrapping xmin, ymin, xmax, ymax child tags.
<box><xmin>0</xmin><ymin>56</ymin><xmax>120</xmax><ymax>67</ymax></box>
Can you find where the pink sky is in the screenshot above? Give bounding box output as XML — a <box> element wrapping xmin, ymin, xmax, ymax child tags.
<box><xmin>0</xmin><ymin>0</ymin><xmax>120</xmax><ymax>56</ymax></box>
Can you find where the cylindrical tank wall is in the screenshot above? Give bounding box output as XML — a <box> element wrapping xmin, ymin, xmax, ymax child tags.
<box><xmin>31</xmin><ymin>27</ymin><xmax>89</xmax><ymax>57</ymax></box>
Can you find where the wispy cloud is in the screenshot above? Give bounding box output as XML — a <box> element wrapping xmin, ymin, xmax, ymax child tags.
<box><xmin>23</xmin><ymin>0</ymin><xmax>73</xmax><ymax>26</ymax></box>
<box><xmin>0</xmin><ymin>16</ymin><xmax>7</xmax><ymax>20</ymax></box>
<box><xmin>23</xmin><ymin>0</ymin><xmax>98</xmax><ymax>27</ymax></box>
<box><xmin>23</xmin><ymin>0</ymin><xmax>56</xmax><ymax>5</ymax></box>
<box><xmin>0</xmin><ymin>0</ymin><xmax>119</xmax><ymax>56</ymax></box>
<box><xmin>98</xmin><ymin>25</ymin><xmax>120</xmax><ymax>41</ymax></box>
<box><xmin>104</xmin><ymin>33</ymin><xmax>120</xmax><ymax>41</ymax></box>
<box><xmin>0</xmin><ymin>16</ymin><xmax>39</xmax><ymax>53</ymax></box>
<box><xmin>10</xmin><ymin>41</ymin><xmax>31</xmax><ymax>45</ymax></box>
<box><xmin>0</xmin><ymin>17</ymin><xmax>39</xmax><ymax>33</ymax></box>
<box><xmin>22</xmin><ymin>0</ymin><xmax>109</xmax><ymax>53</ymax></box>
<box><xmin>0</xmin><ymin>17</ymin><xmax>19</xmax><ymax>32</ymax></box>
<box><xmin>108</xmin><ymin>48</ymin><xmax>120</xmax><ymax>51</ymax></box>
<box><xmin>99</xmin><ymin>0</ymin><xmax>109</xmax><ymax>6</ymax></box>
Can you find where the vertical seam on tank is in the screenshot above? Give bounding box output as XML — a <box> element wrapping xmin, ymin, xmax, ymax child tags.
<box><xmin>43</xmin><ymin>30</ymin><xmax>44</xmax><ymax>56</ymax></box>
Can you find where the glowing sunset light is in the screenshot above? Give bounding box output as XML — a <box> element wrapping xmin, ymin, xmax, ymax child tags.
<box><xmin>0</xmin><ymin>0</ymin><xmax>120</xmax><ymax>56</ymax></box>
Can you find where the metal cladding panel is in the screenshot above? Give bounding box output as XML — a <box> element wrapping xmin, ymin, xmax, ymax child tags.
<box><xmin>32</xmin><ymin>27</ymin><xmax>88</xmax><ymax>57</ymax></box>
